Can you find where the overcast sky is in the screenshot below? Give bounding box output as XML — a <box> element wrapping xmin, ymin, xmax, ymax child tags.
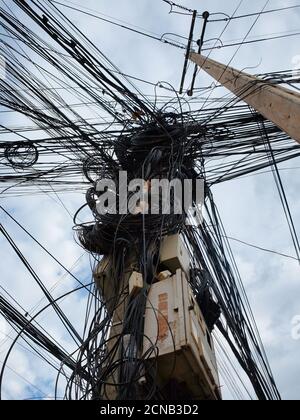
<box><xmin>0</xmin><ymin>0</ymin><xmax>300</xmax><ymax>400</ymax></box>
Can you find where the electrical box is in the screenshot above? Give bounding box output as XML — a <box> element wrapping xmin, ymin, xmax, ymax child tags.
<box><xmin>160</xmin><ymin>234</ymin><xmax>190</xmax><ymax>275</ymax></box>
<box><xmin>94</xmin><ymin>257</ymin><xmax>137</xmax><ymax>316</ymax></box>
<box><xmin>94</xmin><ymin>257</ymin><xmax>115</xmax><ymax>316</ymax></box>
<box><xmin>129</xmin><ymin>271</ymin><xmax>143</xmax><ymax>296</ymax></box>
<box><xmin>143</xmin><ymin>269</ymin><xmax>221</xmax><ymax>400</ymax></box>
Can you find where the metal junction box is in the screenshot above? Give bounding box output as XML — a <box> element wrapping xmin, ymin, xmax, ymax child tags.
<box><xmin>143</xmin><ymin>269</ymin><xmax>221</xmax><ymax>400</ymax></box>
<box><xmin>160</xmin><ymin>234</ymin><xmax>190</xmax><ymax>275</ymax></box>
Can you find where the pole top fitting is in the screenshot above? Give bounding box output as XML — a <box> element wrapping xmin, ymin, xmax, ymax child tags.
<box><xmin>202</xmin><ymin>11</ymin><xmax>210</xmax><ymax>19</ymax></box>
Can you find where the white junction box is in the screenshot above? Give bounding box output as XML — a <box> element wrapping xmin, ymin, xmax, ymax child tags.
<box><xmin>160</xmin><ymin>234</ymin><xmax>190</xmax><ymax>275</ymax></box>
<box><xmin>129</xmin><ymin>271</ymin><xmax>143</xmax><ymax>297</ymax></box>
<box><xmin>143</xmin><ymin>269</ymin><xmax>221</xmax><ymax>400</ymax></box>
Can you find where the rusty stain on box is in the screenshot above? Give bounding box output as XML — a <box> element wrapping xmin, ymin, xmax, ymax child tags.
<box><xmin>158</xmin><ymin>293</ymin><xmax>169</xmax><ymax>342</ymax></box>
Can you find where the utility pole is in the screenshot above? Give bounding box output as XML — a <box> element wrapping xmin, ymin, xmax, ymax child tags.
<box><xmin>94</xmin><ymin>253</ymin><xmax>141</xmax><ymax>400</ymax></box>
<box><xmin>189</xmin><ymin>53</ymin><xmax>300</xmax><ymax>144</ymax></box>
<box><xmin>94</xmin><ymin>233</ymin><xmax>222</xmax><ymax>400</ymax></box>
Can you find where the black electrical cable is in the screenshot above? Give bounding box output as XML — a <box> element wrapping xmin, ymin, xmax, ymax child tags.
<box><xmin>0</xmin><ymin>0</ymin><xmax>294</xmax><ymax>401</ymax></box>
<box><xmin>49</xmin><ymin>0</ymin><xmax>186</xmax><ymax>51</ymax></box>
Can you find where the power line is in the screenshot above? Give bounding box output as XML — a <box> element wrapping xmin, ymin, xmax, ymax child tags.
<box><xmin>0</xmin><ymin>0</ymin><xmax>294</xmax><ymax>401</ymax></box>
<box><xmin>209</xmin><ymin>4</ymin><xmax>300</xmax><ymax>22</ymax></box>
<box><xmin>225</xmin><ymin>236</ymin><xmax>300</xmax><ymax>262</ymax></box>
<box><xmin>50</xmin><ymin>0</ymin><xmax>186</xmax><ymax>50</ymax></box>
<box><xmin>202</xmin><ymin>30</ymin><xmax>300</xmax><ymax>51</ymax></box>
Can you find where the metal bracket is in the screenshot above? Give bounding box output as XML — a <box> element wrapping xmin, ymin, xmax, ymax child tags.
<box><xmin>179</xmin><ymin>10</ymin><xmax>197</xmax><ymax>94</ymax></box>
<box><xmin>187</xmin><ymin>11</ymin><xmax>210</xmax><ymax>97</ymax></box>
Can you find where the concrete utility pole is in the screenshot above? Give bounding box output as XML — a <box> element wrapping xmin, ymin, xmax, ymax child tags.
<box><xmin>94</xmin><ymin>253</ymin><xmax>140</xmax><ymax>400</ymax></box>
<box><xmin>189</xmin><ymin>53</ymin><xmax>300</xmax><ymax>145</ymax></box>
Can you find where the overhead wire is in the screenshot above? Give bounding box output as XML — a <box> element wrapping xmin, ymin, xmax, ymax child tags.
<box><xmin>0</xmin><ymin>0</ymin><xmax>297</xmax><ymax>400</ymax></box>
